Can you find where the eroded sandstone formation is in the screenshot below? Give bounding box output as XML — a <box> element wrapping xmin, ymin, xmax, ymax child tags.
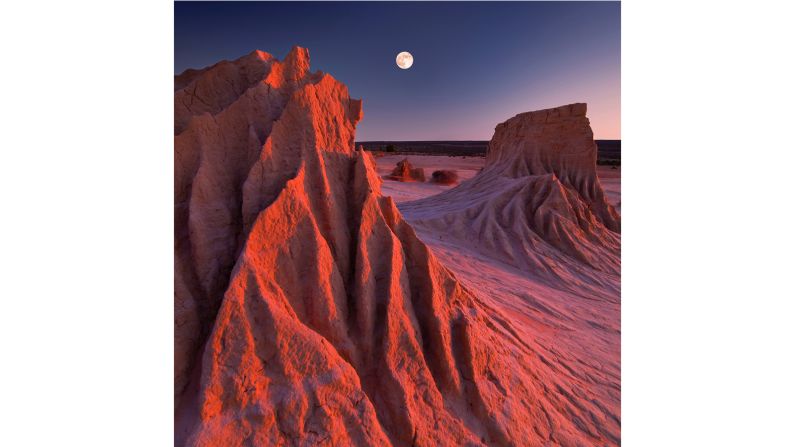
<box><xmin>402</xmin><ymin>104</ymin><xmax>621</xmax><ymax>285</ymax></box>
<box><xmin>486</xmin><ymin>104</ymin><xmax>620</xmax><ymax>232</ymax></box>
<box><xmin>175</xmin><ymin>50</ymin><xmax>619</xmax><ymax>446</ymax></box>
<box><xmin>387</xmin><ymin>157</ymin><xmax>425</xmax><ymax>182</ymax></box>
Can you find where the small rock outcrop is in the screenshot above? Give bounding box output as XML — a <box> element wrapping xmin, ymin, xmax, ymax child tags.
<box><xmin>430</xmin><ymin>170</ymin><xmax>459</xmax><ymax>185</ymax></box>
<box><xmin>387</xmin><ymin>157</ymin><xmax>425</xmax><ymax>182</ymax></box>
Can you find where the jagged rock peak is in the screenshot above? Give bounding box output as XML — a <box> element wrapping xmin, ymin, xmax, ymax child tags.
<box><xmin>174</xmin><ymin>46</ymin><xmax>364</xmax><ymax>413</ymax></box>
<box><xmin>174</xmin><ymin>46</ymin><xmax>327</xmax><ymax>133</ymax></box>
<box><xmin>247</xmin><ymin>49</ymin><xmax>274</xmax><ymax>61</ymax></box>
<box><xmin>263</xmin><ymin>45</ymin><xmax>312</xmax><ymax>87</ymax></box>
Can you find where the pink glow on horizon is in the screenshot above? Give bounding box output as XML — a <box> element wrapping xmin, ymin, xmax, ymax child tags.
<box><xmin>356</xmin><ymin>66</ymin><xmax>620</xmax><ymax>141</ymax></box>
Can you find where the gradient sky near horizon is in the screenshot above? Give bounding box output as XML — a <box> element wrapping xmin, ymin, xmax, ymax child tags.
<box><xmin>175</xmin><ymin>1</ymin><xmax>620</xmax><ymax>140</ymax></box>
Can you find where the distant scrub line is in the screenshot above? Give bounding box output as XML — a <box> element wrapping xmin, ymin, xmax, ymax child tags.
<box><xmin>358</xmin><ymin>140</ymin><xmax>620</xmax><ymax>164</ymax></box>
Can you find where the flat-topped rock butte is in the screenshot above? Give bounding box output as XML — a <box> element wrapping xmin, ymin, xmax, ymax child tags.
<box><xmin>401</xmin><ymin>103</ymin><xmax>621</xmax><ymax>282</ymax></box>
<box><xmin>175</xmin><ymin>47</ymin><xmax>621</xmax><ymax>446</ymax></box>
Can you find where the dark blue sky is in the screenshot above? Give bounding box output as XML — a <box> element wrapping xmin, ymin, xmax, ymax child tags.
<box><xmin>175</xmin><ymin>1</ymin><xmax>620</xmax><ymax>140</ymax></box>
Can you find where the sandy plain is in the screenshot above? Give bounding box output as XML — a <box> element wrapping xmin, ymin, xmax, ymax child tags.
<box><xmin>376</xmin><ymin>154</ymin><xmax>621</xmax><ymax>208</ymax></box>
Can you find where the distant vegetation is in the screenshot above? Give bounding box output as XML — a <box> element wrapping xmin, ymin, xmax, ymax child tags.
<box><xmin>359</xmin><ymin>140</ymin><xmax>621</xmax><ymax>163</ymax></box>
<box><xmin>361</xmin><ymin>141</ymin><xmax>486</xmax><ymax>157</ymax></box>
<box><xmin>595</xmin><ymin>140</ymin><xmax>620</xmax><ymax>166</ymax></box>
<box><xmin>430</xmin><ymin>170</ymin><xmax>459</xmax><ymax>185</ymax></box>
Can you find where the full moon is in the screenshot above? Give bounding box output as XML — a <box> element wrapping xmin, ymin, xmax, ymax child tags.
<box><xmin>396</xmin><ymin>51</ymin><xmax>414</xmax><ymax>69</ymax></box>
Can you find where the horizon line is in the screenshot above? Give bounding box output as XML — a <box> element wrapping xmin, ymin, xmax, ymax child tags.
<box><xmin>355</xmin><ymin>139</ymin><xmax>622</xmax><ymax>142</ymax></box>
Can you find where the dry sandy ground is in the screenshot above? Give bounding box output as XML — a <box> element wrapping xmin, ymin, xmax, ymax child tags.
<box><xmin>377</xmin><ymin>154</ymin><xmax>621</xmax><ymax>210</ymax></box>
<box><xmin>376</xmin><ymin>154</ymin><xmax>622</xmax><ymax>436</ymax></box>
<box><xmin>598</xmin><ymin>165</ymin><xmax>622</xmax><ymax>213</ymax></box>
<box><xmin>375</xmin><ymin>154</ymin><xmax>485</xmax><ymax>203</ymax></box>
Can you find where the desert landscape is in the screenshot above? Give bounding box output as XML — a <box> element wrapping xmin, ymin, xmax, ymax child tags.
<box><xmin>174</xmin><ymin>47</ymin><xmax>620</xmax><ymax>446</ymax></box>
<box><xmin>11</xmin><ymin>1</ymin><xmax>794</xmax><ymax>446</ymax></box>
<box><xmin>373</xmin><ymin>154</ymin><xmax>620</xmax><ymax>211</ymax></box>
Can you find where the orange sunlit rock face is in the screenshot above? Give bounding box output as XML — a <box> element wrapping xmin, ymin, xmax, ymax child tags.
<box><xmin>175</xmin><ymin>48</ymin><xmax>620</xmax><ymax>446</ymax></box>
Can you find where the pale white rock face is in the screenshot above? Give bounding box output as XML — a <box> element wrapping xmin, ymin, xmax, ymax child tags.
<box><xmin>402</xmin><ymin>103</ymin><xmax>621</xmax><ymax>281</ymax></box>
<box><xmin>484</xmin><ymin>103</ymin><xmax>619</xmax><ymax>232</ymax></box>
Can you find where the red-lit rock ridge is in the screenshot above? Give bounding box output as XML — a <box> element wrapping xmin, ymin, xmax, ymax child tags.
<box><xmin>175</xmin><ymin>49</ymin><xmax>619</xmax><ymax>446</ymax></box>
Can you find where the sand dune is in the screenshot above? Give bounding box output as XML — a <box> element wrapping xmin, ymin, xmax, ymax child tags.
<box><xmin>175</xmin><ymin>48</ymin><xmax>621</xmax><ymax>446</ymax></box>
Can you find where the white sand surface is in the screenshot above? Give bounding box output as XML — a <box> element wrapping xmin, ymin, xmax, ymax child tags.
<box><xmin>598</xmin><ymin>166</ymin><xmax>621</xmax><ymax>212</ymax></box>
<box><xmin>376</xmin><ymin>154</ymin><xmax>621</xmax><ymax>209</ymax></box>
<box><xmin>374</xmin><ymin>154</ymin><xmax>485</xmax><ymax>203</ymax></box>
